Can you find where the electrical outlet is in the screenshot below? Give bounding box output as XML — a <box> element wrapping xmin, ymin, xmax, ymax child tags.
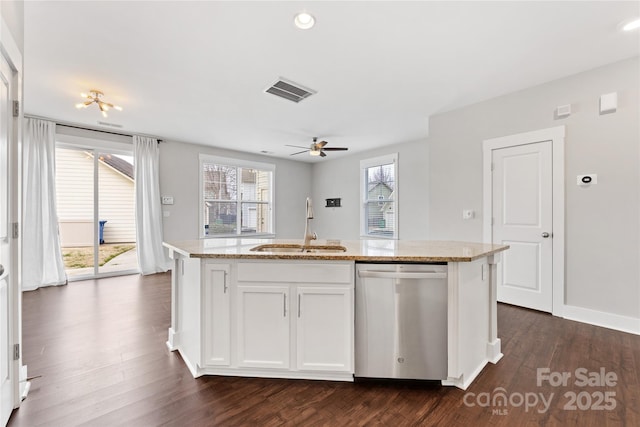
<box><xmin>462</xmin><ymin>209</ymin><xmax>475</xmax><ymax>220</ymax></box>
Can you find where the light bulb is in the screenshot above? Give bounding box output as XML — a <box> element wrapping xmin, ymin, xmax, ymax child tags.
<box><xmin>75</xmin><ymin>103</ymin><xmax>85</xmax><ymax>109</ymax></box>
<box><xmin>623</xmin><ymin>18</ymin><xmax>640</xmax><ymax>31</ymax></box>
<box><xmin>309</xmin><ymin>150</ymin><xmax>321</xmax><ymax>156</ymax></box>
<box><xmin>114</xmin><ymin>105</ymin><xmax>123</xmax><ymax>111</ymax></box>
<box><xmin>101</xmin><ymin>110</ymin><xmax>108</xmax><ymax>118</ymax></box>
<box><xmin>294</xmin><ymin>12</ymin><xmax>315</xmax><ymax>30</ymax></box>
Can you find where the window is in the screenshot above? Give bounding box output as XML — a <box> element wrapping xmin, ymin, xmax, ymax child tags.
<box><xmin>200</xmin><ymin>155</ymin><xmax>274</xmax><ymax>237</ymax></box>
<box><xmin>360</xmin><ymin>153</ymin><xmax>398</xmax><ymax>239</ymax></box>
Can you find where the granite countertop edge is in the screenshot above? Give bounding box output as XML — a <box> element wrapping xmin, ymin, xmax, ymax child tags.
<box><xmin>163</xmin><ymin>239</ymin><xmax>509</xmax><ymax>263</ymax></box>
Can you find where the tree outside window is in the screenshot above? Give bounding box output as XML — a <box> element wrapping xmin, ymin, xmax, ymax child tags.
<box><xmin>201</xmin><ymin>156</ymin><xmax>274</xmax><ymax>237</ymax></box>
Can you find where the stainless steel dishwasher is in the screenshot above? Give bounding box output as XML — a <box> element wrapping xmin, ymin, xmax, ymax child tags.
<box><xmin>355</xmin><ymin>263</ymin><xmax>448</xmax><ymax>380</ymax></box>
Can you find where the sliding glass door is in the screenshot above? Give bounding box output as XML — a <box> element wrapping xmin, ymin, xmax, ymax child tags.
<box><xmin>55</xmin><ymin>146</ymin><xmax>138</xmax><ymax>279</ymax></box>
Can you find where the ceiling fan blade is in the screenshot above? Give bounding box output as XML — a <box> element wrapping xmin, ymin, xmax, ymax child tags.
<box><xmin>317</xmin><ymin>140</ymin><xmax>328</xmax><ymax>148</ymax></box>
<box><xmin>322</xmin><ymin>147</ymin><xmax>349</xmax><ymax>151</ymax></box>
<box><xmin>290</xmin><ymin>150</ymin><xmax>309</xmax><ymax>156</ymax></box>
<box><xmin>285</xmin><ymin>144</ymin><xmax>311</xmax><ymax>149</ymax></box>
<box><xmin>320</xmin><ymin>151</ymin><xmax>327</xmax><ymax>157</ymax></box>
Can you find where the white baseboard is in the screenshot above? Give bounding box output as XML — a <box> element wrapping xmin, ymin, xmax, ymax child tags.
<box><xmin>562</xmin><ymin>305</ymin><xmax>640</xmax><ymax>335</ymax></box>
<box><xmin>442</xmin><ymin>359</ymin><xmax>489</xmax><ymax>390</ymax></box>
<box><xmin>486</xmin><ymin>339</ymin><xmax>503</xmax><ymax>364</ymax></box>
<box><xmin>166</xmin><ymin>328</ymin><xmax>178</xmax><ymax>351</ymax></box>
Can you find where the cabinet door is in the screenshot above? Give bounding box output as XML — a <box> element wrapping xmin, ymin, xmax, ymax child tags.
<box><xmin>202</xmin><ymin>264</ymin><xmax>231</xmax><ymax>366</ymax></box>
<box><xmin>237</xmin><ymin>285</ymin><xmax>290</xmax><ymax>369</ymax></box>
<box><xmin>296</xmin><ymin>287</ymin><xmax>353</xmax><ymax>372</ymax></box>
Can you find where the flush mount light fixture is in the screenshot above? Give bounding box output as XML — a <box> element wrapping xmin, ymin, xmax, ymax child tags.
<box><xmin>294</xmin><ymin>12</ymin><xmax>315</xmax><ymax>30</ymax></box>
<box><xmin>75</xmin><ymin>89</ymin><xmax>122</xmax><ymax>118</ymax></box>
<box><xmin>622</xmin><ymin>17</ymin><xmax>640</xmax><ymax>31</ymax></box>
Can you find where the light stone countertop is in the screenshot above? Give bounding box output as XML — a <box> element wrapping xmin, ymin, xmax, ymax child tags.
<box><xmin>163</xmin><ymin>238</ymin><xmax>509</xmax><ymax>263</ymax></box>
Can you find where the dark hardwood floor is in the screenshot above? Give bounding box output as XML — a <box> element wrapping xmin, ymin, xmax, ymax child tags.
<box><xmin>8</xmin><ymin>273</ymin><xmax>640</xmax><ymax>426</ymax></box>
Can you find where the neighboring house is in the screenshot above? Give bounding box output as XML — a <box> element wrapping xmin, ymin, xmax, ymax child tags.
<box><xmin>204</xmin><ymin>167</ymin><xmax>269</xmax><ymax>235</ymax></box>
<box><xmin>367</xmin><ymin>181</ymin><xmax>394</xmax><ymax>231</ymax></box>
<box><xmin>56</xmin><ymin>149</ymin><xmax>135</xmax><ymax>246</ymax></box>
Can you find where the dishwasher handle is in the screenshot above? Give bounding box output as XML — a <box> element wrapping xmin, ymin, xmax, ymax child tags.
<box><xmin>357</xmin><ymin>270</ymin><xmax>447</xmax><ymax>280</ymax></box>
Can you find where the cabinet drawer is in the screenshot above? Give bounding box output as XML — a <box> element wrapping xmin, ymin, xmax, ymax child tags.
<box><xmin>237</xmin><ymin>261</ymin><xmax>353</xmax><ymax>284</ymax></box>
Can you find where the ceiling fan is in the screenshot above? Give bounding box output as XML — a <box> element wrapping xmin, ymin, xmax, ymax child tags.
<box><xmin>75</xmin><ymin>89</ymin><xmax>122</xmax><ymax>118</ymax></box>
<box><xmin>286</xmin><ymin>137</ymin><xmax>349</xmax><ymax>157</ymax></box>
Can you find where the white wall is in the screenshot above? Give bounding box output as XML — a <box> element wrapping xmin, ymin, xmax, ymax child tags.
<box><xmin>311</xmin><ymin>138</ymin><xmax>429</xmax><ymax>241</ymax></box>
<box><xmin>159</xmin><ymin>140</ymin><xmax>312</xmax><ymax>242</ymax></box>
<box><xmin>428</xmin><ymin>57</ymin><xmax>640</xmax><ymax>320</ymax></box>
<box><xmin>0</xmin><ymin>1</ymin><xmax>24</xmax><ymax>52</ymax></box>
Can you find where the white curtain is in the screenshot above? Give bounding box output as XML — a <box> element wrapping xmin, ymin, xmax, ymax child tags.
<box><xmin>22</xmin><ymin>118</ymin><xmax>67</xmax><ymax>290</ymax></box>
<box><xmin>134</xmin><ymin>135</ymin><xmax>169</xmax><ymax>275</ymax></box>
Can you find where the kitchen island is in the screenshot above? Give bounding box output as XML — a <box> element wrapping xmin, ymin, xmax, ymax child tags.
<box><xmin>163</xmin><ymin>238</ymin><xmax>508</xmax><ymax>389</ymax></box>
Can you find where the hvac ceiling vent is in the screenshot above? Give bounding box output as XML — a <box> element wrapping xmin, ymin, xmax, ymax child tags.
<box><xmin>265</xmin><ymin>78</ymin><xmax>316</xmax><ymax>103</ymax></box>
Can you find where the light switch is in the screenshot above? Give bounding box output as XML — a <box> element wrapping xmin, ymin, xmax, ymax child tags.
<box><xmin>161</xmin><ymin>196</ymin><xmax>174</xmax><ymax>205</ymax></box>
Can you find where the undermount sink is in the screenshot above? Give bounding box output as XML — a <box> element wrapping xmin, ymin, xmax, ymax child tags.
<box><xmin>250</xmin><ymin>244</ymin><xmax>347</xmax><ymax>253</ymax></box>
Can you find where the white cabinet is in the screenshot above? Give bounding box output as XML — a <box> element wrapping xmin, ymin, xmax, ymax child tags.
<box><xmin>237</xmin><ymin>285</ymin><xmax>290</xmax><ymax>369</ymax></box>
<box><xmin>202</xmin><ymin>263</ymin><xmax>231</xmax><ymax>367</ymax></box>
<box><xmin>174</xmin><ymin>259</ymin><xmax>354</xmax><ymax>381</ymax></box>
<box><xmin>235</xmin><ymin>261</ymin><xmax>354</xmax><ymax>380</ymax></box>
<box><xmin>296</xmin><ymin>287</ymin><xmax>352</xmax><ymax>372</ymax></box>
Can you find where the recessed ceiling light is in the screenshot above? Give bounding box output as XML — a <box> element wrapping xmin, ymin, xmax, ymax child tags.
<box><xmin>622</xmin><ymin>18</ymin><xmax>640</xmax><ymax>31</ymax></box>
<box><xmin>294</xmin><ymin>12</ymin><xmax>315</xmax><ymax>30</ymax></box>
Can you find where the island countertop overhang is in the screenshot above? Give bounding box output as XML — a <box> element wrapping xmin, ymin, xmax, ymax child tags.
<box><xmin>163</xmin><ymin>238</ymin><xmax>509</xmax><ymax>263</ymax></box>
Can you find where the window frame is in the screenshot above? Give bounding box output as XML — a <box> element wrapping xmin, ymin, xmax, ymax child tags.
<box><xmin>199</xmin><ymin>154</ymin><xmax>275</xmax><ymax>238</ymax></box>
<box><xmin>360</xmin><ymin>153</ymin><xmax>398</xmax><ymax>239</ymax></box>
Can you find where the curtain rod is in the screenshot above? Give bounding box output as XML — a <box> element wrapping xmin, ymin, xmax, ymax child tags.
<box><xmin>24</xmin><ymin>114</ymin><xmax>163</xmax><ymax>143</ymax></box>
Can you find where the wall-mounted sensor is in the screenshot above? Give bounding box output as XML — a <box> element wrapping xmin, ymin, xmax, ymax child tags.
<box><xmin>577</xmin><ymin>174</ymin><xmax>597</xmax><ymax>185</ymax></box>
<box><xmin>599</xmin><ymin>92</ymin><xmax>617</xmax><ymax>114</ymax></box>
<box><xmin>555</xmin><ymin>104</ymin><xmax>571</xmax><ymax>118</ymax></box>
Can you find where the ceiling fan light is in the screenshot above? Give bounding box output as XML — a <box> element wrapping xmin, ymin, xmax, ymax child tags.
<box><xmin>101</xmin><ymin>110</ymin><xmax>108</xmax><ymax>118</ymax></box>
<box><xmin>294</xmin><ymin>12</ymin><xmax>315</xmax><ymax>29</ymax></box>
<box><xmin>114</xmin><ymin>105</ymin><xmax>123</xmax><ymax>111</ymax></box>
<box><xmin>75</xmin><ymin>103</ymin><xmax>86</xmax><ymax>109</ymax></box>
<box><xmin>309</xmin><ymin>150</ymin><xmax>321</xmax><ymax>156</ymax></box>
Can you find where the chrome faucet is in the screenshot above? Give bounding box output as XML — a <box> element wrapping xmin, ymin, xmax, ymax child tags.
<box><xmin>303</xmin><ymin>197</ymin><xmax>317</xmax><ymax>246</ymax></box>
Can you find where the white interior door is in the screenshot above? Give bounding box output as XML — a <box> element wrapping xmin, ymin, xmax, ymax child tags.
<box><xmin>0</xmin><ymin>52</ymin><xmax>15</xmax><ymax>427</ymax></box>
<box><xmin>492</xmin><ymin>140</ymin><xmax>553</xmax><ymax>312</ymax></box>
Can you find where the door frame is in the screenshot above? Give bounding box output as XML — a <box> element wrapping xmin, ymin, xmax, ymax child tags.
<box><xmin>1</xmin><ymin>15</ymin><xmax>24</xmax><ymax>418</ymax></box>
<box><xmin>482</xmin><ymin>126</ymin><xmax>565</xmax><ymax>317</ymax></box>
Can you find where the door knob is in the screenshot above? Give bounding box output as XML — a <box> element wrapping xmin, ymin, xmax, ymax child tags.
<box><xmin>541</xmin><ymin>232</ymin><xmax>550</xmax><ymax>238</ymax></box>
